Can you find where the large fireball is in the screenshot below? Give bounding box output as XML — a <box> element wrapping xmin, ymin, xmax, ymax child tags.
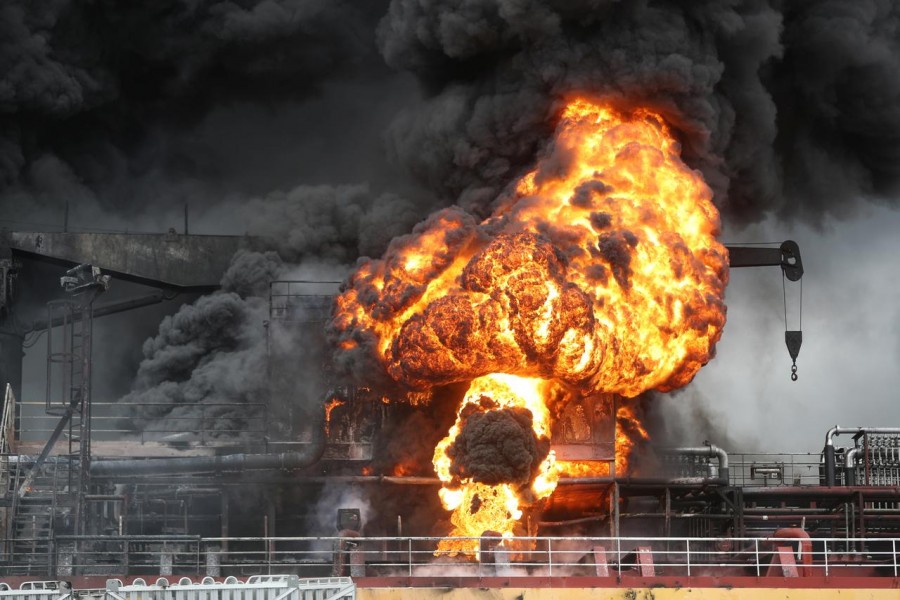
<box><xmin>331</xmin><ymin>98</ymin><xmax>729</xmax><ymax>554</ymax></box>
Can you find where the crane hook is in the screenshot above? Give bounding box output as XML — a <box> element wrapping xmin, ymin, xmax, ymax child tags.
<box><xmin>785</xmin><ymin>330</ymin><xmax>802</xmax><ymax>382</ymax></box>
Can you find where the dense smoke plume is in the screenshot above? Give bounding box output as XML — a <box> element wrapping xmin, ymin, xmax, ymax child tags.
<box><xmin>0</xmin><ymin>1</ymin><xmax>396</xmax><ymax>221</ymax></box>
<box><xmin>4</xmin><ymin>2</ymin><xmax>900</xmax><ymax>229</ymax></box>
<box><xmin>119</xmin><ymin>181</ymin><xmax>426</xmax><ymax>434</ymax></box>
<box><xmin>120</xmin><ymin>251</ymin><xmax>280</xmax><ymax>436</ymax></box>
<box><xmin>2</xmin><ymin>1</ymin><xmax>900</xmax><ymax>485</ymax></box>
<box><xmin>447</xmin><ymin>406</ymin><xmax>551</xmax><ymax>487</ymax></box>
<box><xmin>378</xmin><ymin>0</ymin><xmax>900</xmax><ymax>225</ymax></box>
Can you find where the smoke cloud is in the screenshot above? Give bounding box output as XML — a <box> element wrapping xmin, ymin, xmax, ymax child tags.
<box><xmin>447</xmin><ymin>406</ymin><xmax>551</xmax><ymax>487</ymax></box>
<box><xmin>3</xmin><ymin>0</ymin><xmax>899</xmax><ymax>495</ymax></box>
<box><xmin>119</xmin><ymin>251</ymin><xmax>281</xmax><ymax>438</ymax></box>
<box><xmin>117</xmin><ymin>180</ymin><xmax>428</xmax><ymax>435</ymax></box>
<box><xmin>377</xmin><ymin>0</ymin><xmax>900</xmax><ymax>225</ymax></box>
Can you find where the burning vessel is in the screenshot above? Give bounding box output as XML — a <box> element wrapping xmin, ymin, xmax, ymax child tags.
<box><xmin>0</xmin><ymin>96</ymin><xmax>896</xmax><ymax>599</ymax></box>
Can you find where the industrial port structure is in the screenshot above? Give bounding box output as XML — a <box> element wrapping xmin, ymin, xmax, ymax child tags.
<box><xmin>0</xmin><ymin>229</ymin><xmax>897</xmax><ymax>597</ymax></box>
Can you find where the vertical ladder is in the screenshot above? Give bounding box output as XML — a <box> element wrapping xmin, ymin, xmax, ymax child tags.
<box><xmin>45</xmin><ymin>299</ymin><xmax>93</xmax><ymax>535</ymax></box>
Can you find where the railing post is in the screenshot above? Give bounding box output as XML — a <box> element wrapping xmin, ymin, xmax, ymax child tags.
<box><xmin>893</xmin><ymin>539</ymin><xmax>897</xmax><ymax>578</ymax></box>
<box><xmin>407</xmin><ymin>538</ymin><xmax>412</xmax><ymax>577</ymax></box>
<box><xmin>824</xmin><ymin>539</ymin><xmax>829</xmax><ymax>577</ymax></box>
<box><xmin>686</xmin><ymin>539</ymin><xmax>691</xmax><ymax>577</ymax></box>
<box><xmin>548</xmin><ymin>538</ymin><xmax>552</xmax><ymax>577</ymax></box>
<box><xmin>616</xmin><ymin>536</ymin><xmax>621</xmax><ymax>577</ymax></box>
<box><xmin>754</xmin><ymin>539</ymin><xmax>760</xmax><ymax>577</ymax></box>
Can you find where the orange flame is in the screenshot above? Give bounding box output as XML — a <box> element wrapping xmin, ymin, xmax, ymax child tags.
<box><xmin>433</xmin><ymin>374</ymin><xmax>558</xmax><ymax>555</ymax></box>
<box><xmin>333</xmin><ymin>97</ymin><xmax>729</xmax><ymax>554</ymax></box>
<box><xmin>324</xmin><ymin>396</ymin><xmax>345</xmax><ymax>437</ymax></box>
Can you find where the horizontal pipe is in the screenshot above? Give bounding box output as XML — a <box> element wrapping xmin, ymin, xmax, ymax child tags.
<box><xmin>538</xmin><ymin>516</ymin><xmax>608</xmax><ymax>528</ymax></box>
<box><xmin>743</xmin><ymin>485</ymin><xmax>900</xmax><ymax>499</ymax></box>
<box><xmin>667</xmin><ymin>446</ymin><xmax>729</xmax><ymax>470</ymax></box>
<box><xmin>743</xmin><ymin>508</ymin><xmax>841</xmax><ymax>514</ymax></box>
<box><xmin>90</xmin><ymin>449</ymin><xmax>323</xmax><ymax>477</ymax></box>
<box><xmin>31</xmin><ymin>292</ymin><xmax>168</xmax><ymax>331</ymax></box>
<box><xmin>556</xmin><ymin>476</ymin><xmax>728</xmax><ymax>486</ymax></box>
<box><xmin>824</xmin><ymin>426</ymin><xmax>900</xmax><ymax>448</ymax></box>
<box><xmin>248</xmin><ymin>475</ymin><xmax>441</xmax><ymax>485</ymax></box>
<box><xmin>92</xmin><ymin>392</ymin><xmax>329</xmax><ymax>477</ymax></box>
<box><xmin>665</xmin><ymin>446</ymin><xmax>729</xmax><ymax>483</ymax></box>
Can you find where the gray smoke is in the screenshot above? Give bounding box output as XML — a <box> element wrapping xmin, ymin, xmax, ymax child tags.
<box><xmin>118</xmin><ymin>180</ymin><xmax>426</xmax><ymax>437</ymax></box>
<box><xmin>239</xmin><ymin>183</ymin><xmax>427</xmax><ymax>263</ymax></box>
<box><xmin>119</xmin><ymin>251</ymin><xmax>282</xmax><ymax>439</ymax></box>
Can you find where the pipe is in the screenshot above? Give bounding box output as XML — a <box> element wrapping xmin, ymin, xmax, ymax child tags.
<box><xmin>665</xmin><ymin>445</ymin><xmax>729</xmax><ymax>483</ymax></box>
<box><xmin>556</xmin><ymin>476</ymin><xmax>727</xmax><ymax>487</ymax></box>
<box><xmin>91</xmin><ymin>443</ymin><xmax>324</xmax><ymax>477</ymax></box>
<box><xmin>30</xmin><ymin>292</ymin><xmax>168</xmax><ymax>332</ymax></box>
<box><xmin>844</xmin><ymin>447</ymin><xmax>861</xmax><ymax>486</ymax></box>
<box><xmin>823</xmin><ymin>426</ymin><xmax>900</xmax><ymax>486</ymax></box>
<box><xmin>91</xmin><ymin>391</ymin><xmax>329</xmax><ymax>478</ymax></box>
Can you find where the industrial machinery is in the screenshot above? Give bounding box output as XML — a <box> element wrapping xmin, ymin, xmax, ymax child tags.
<box><xmin>0</xmin><ymin>231</ymin><xmax>896</xmax><ymax>590</ymax></box>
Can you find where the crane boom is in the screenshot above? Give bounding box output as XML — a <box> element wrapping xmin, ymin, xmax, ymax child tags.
<box><xmin>725</xmin><ymin>240</ymin><xmax>803</xmax><ymax>281</ymax></box>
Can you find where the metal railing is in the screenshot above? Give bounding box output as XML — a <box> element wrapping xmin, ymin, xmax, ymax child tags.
<box><xmin>15</xmin><ymin>401</ymin><xmax>269</xmax><ymax>446</ymax></box>
<box><xmin>269</xmin><ymin>281</ymin><xmax>339</xmax><ymax>323</ymax></box>
<box><xmin>727</xmin><ymin>453</ymin><xmax>823</xmax><ymax>487</ymax></box>
<box><xmin>0</xmin><ymin>535</ymin><xmax>896</xmax><ymax>579</ymax></box>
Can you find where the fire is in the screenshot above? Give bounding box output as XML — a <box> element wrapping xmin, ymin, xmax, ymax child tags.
<box><xmin>615</xmin><ymin>401</ymin><xmax>650</xmax><ymax>476</ymax></box>
<box><xmin>432</xmin><ymin>374</ymin><xmax>558</xmax><ymax>555</ymax></box>
<box><xmin>324</xmin><ymin>396</ymin><xmax>345</xmax><ymax>437</ymax></box>
<box><xmin>332</xmin><ymin>97</ymin><xmax>728</xmax><ymax>555</ymax></box>
<box><xmin>557</xmin><ymin>460</ymin><xmax>611</xmax><ymax>478</ymax></box>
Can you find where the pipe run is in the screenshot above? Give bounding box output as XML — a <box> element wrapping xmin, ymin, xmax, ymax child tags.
<box><xmin>92</xmin><ymin>392</ymin><xmax>330</xmax><ymax>478</ymax></box>
<box><xmin>667</xmin><ymin>445</ymin><xmax>729</xmax><ymax>484</ymax></box>
<box><xmin>90</xmin><ymin>449</ymin><xmax>325</xmax><ymax>477</ymax></box>
<box><xmin>844</xmin><ymin>447</ymin><xmax>861</xmax><ymax>487</ymax></box>
<box><xmin>823</xmin><ymin>426</ymin><xmax>900</xmax><ymax>486</ymax></box>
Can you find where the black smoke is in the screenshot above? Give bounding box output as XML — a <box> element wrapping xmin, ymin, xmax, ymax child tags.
<box><xmin>447</xmin><ymin>405</ymin><xmax>551</xmax><ymax>487</ymax></box>
<box><xmin>0</xmin><ymin>0</ymin><xmax>406</xmax><ymax>229</ymax></box>
<box><xmin>4</xmin><ymin>0</ymin><xmax>899</xmax><ymax>463</ymax></box>
<box><xmin>377</xmin><ymin>0</ymin><xmax>900</xmax><ymax>226</ymax></box>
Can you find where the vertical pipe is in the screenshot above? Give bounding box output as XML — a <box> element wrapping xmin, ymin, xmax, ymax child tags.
<box><xmin>221</xmin><ymin>493</ymin><xmax>229</xmax><ymax>556</ymax></box>
<box><xmin>266</xmin><ymin>498</ymin><xmax>276</xmax><ymax>573</ymax></box>
<box><xmin>612</xmin><ymin>482</ymin><xmax>620</xmax><ymax>539</ymax></box>
<box><xmin>824</xmin><ymin>445</ymin><xmax>836</xmax><ymax>487</ymax></box>
<box><xmin>857</xmin><ymin>491</ymin><xmax>866</xmax><ymax>553</ymax></box>
<box><xmin>864</xmin><ymin>434</ymin><xmax>871</xmax><ymax>486</ymax></box>
<box><xmin>664</xmin><ymin>487</ymin><xmax>671</xmax><ymax>538</ymax></box>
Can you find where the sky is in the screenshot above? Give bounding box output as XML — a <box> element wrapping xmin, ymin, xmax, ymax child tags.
<box><xmin>4</xmin><ymin>0</ymin><xmax>900</xmax><ymax>457</ymax></box>
<box><xmin>672</xmin><ymin>205</ymin><xmax>900</xmax><ymax>453</ymax></box>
